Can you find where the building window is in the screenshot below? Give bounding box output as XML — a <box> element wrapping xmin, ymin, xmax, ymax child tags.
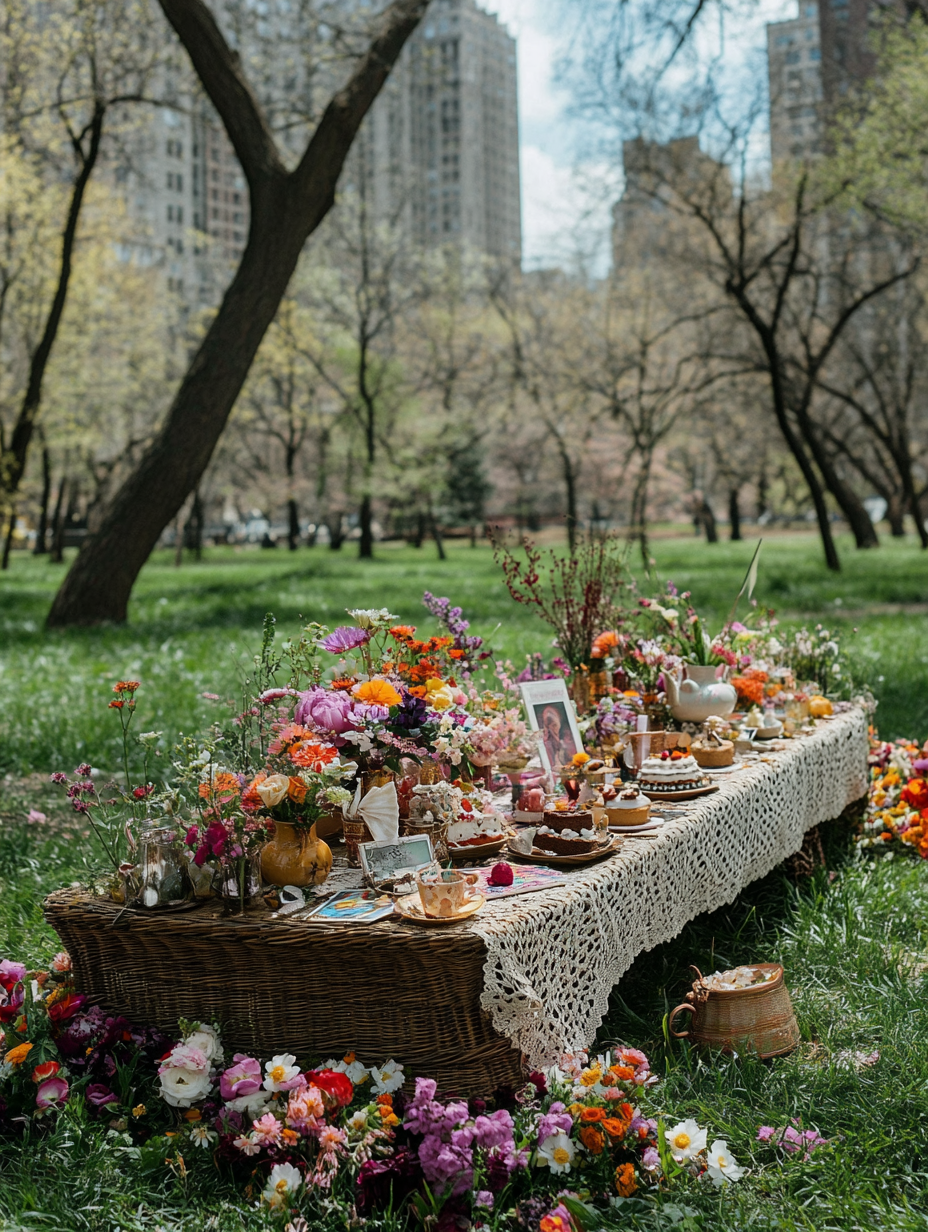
<box><xmin>809</xmin><ymin>48</ymin><xmax>820</xmax><ymax>60</ymax></box>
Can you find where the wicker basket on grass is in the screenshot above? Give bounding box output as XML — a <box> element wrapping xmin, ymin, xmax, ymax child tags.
<box><xmin>668</xmin><ymin>963</ymin><xmax>799</xmax><ymax>1058</ymax></box>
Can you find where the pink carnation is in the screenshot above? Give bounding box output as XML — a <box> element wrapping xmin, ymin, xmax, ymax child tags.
<box><xmin>251</xmin><ymin>1112</ymin><xmax>282</xmax><ymax>1145</ymax></box>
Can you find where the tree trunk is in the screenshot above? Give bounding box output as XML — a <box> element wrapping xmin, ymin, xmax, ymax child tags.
<box><xmin>1</xmin><ymin>506</ymin><xmax>15</xmax><ymax>570</ymax></box>
<box><xmin>628</xmin><ymin>452</ymin><xmax>653</xmax><ymax>568</ymax></box>
<box><xmin>699</xmin><ymin>498</ymin><xmax>718</xmax><ymax>543</ymax></box>
<box><xmin>47</xmin><ymin>0</ymin><xmax>430</xmax><ymax>626</ymax></box>
<box><xmin>50</xmin><ymin>479</ymin><xmax>67</xmax><ymax>564</ymax></box>
<box><xmin>325</xmin><ymin>513</ymin><xmax>344</xmax><ymax>550</ymax></box>
<box><xmin>188</xmin><ymin>490</ymin><xmax>204</xmax><ymax>560</ymax></box>
<box><xmin>886</xmin><ymin>493</ymin><xmax>905</xmax><ymax>537</ymax></box>
<box><xmin>412</xmin><ymin>511</ymin><xmax>425</xmax><ymax>548</ymax></box>
<box><xmin>1</xmin><ymin>104</ymin><xmax>105</xmax><ymax>508</ymax></box>
<box><xmin>728</xmin><ymin>488</ymin><xmax>742</xmax><ymax>541</ymax></box>
<box><xmin>33</xmin><ymin>444</ymin><xmax>52</xmax><ymax>555</ymax></box>
<box><xmin>429</xmin><ymin>509</ymin><xmax>446</xmax><ymax>560</ymax></box>
<box><xmin>358</xmin><ymin>493</ymin><xmax>374</xmax><ymax>559</ymax></box>
<box><xmin>288</xmin><ymin>497</ymin><xmax>299</xmax><ymax>550</ymax></box>
<box><xmin>793</xmin><ymin>408</ymin><xmax>879</xmax><ymax>548</ymax></box>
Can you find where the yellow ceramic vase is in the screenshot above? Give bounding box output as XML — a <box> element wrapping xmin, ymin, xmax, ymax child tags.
<box><xmin>260</xmin><ymin>821</ymin><xmax>332</xmax><ymax>887</ymax></box>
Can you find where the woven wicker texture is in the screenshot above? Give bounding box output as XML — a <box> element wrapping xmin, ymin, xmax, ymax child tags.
<box><xmin>668</xmin><ymin>964</ymin><xmax>800</xmax><ymax>1058</ymax></box>
<box><xmin>44</xmin><ymin>891</ymin><xmax>523</xmax><ymax>1096</ymax></box>
<box><xmin>470</xmin><ymin>707</ymin><xmax>867</xmax><ymax>1068</ymax></box>
<box><xmin>44</xmin><ymin>708</ymin><xmax>867</xmax><ymax>1090</ymax></box>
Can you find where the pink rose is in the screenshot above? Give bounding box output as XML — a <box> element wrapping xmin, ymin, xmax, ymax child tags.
<box><xmin>220</xmin><ymin>1054</ymin><xmax>263</xmax><ymax>1100</ymax></box>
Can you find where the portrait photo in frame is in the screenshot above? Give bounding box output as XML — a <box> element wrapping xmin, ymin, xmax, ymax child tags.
<box><xmin>519</xmin><ymin>678</ymin><xmax>585</xmax><ymax>773</ymax></box>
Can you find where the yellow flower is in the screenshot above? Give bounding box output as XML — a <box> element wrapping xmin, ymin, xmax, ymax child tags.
<box><xmin>5</xmin><ymin>1042</ymin><xmax>32</xmax><ymax>1066</ymax></box>
<box><xmin>578</xmin><ymin>1066</ymin><xmax>601</xmax><ymax>1087</ymax></box>
<box><xmin>424</xmin><ymin>678</ymin><xmax>455</xmax><ymax>710</ymax></box>
<box><xmin>132</xmin><ymin>1104</ymin><xmax>147</xmax><ymax>1118</ymax></box>
<box><xmin>571</xmin><ymin>752</ymin><xmax>591</xmax><ymax>767</ymax></box>
<box><xmin>568</xmin><ymin>1102</ymin><xmax>586</xmax><ymax>1118</ymax></box>
<box><xmin>353</xmin><ymin>679</ymin><xmax>402</xmax><ymax>707</ymax></box>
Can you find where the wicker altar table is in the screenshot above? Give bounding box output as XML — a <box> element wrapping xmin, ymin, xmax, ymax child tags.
<box><xmin>45</xmin><ymin>707</ymin><xmax>868</xmax><ymax>1095</ymax></box>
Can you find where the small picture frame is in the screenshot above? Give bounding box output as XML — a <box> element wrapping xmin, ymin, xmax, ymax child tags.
<box><xmin>358</xmin><ymin>834</ymin><xmax>435</xmax><ymax>884</ymax></box>
<box><xmin>519</xmin><ymin>678</ymin><xmax>585</xmax><ymax>774</ymax></box>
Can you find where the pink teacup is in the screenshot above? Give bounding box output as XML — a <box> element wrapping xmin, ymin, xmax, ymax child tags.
<box><xmin>416</xmin><ymin>869</ymin><xmax>479</xmax><ymax>919</ymax></box>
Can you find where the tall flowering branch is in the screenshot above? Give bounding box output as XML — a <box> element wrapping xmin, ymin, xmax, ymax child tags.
<box><xmin>491</xmin><ymin>532</ymin><xmax>631</xmax><ymax>669</ymax></box>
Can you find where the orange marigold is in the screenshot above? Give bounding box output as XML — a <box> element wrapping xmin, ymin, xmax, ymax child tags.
<box><xmin>732</xmin><ymin>676</ymin><xmax>765</xmax><ymax>706</ymax></box>
<box><xmin>602</xmin><ymin>1117</ymin><xmax>630</xmax><ymax>1140</ymax></box>
<box><xmin>5</xmin><ymin>1042</ymin><xmax>33</xmax><ymax>1066</ymax></box>
<box><xmin>241</xmin><ymin>772</ymin><xmax>267</xmax><ymax>812</ymax></box>
<box><xmin>591</xmin><ymin>630</ymin><xmax>621</xmax><ymax>658</ymax></box>
<box><xmin>579</xmin><ymin>1124</ymin><xmax>605</xmax><ymax>1155</ymax></box>
<box><xmin>353</xmin><ymin>679</ymin><xmax>402</xmax><ymax>707</ymax></box>
<box><xmin>212</xmin><ymin>772</ymin><xmax>240</xmax><ymax>797</ymax></box>
<box><xmin>609</xmin><ymin>1064</ymin><xmax>635</xmax><ymax>1082</ymax></box>
<box><xmin>389</xmin><ymin>626</ymin><xmax>417</xmax><ymax>640</ymax></box>
<box><xmin>614</xmin><ymin>1162</ymin><xmax>638</xmax><ymax>1198</ymax></box>
<box><xmin>289</xmin><ymin>742</ymin><xmax>338</xmax><ymax>770</ymax></box>
<box><xmin>114</xmin><ymin>680</ymin><xmax>141</xmax><ymax>693</ymax></box>
<box><xmin>579</xmin><ymin>1106</ymin><xmax>607</xmax><ymax>1123</ymax></box>
<box><xmin>330</xmin><ymin>677</ymin><xmax>357</xmax><ymax>691</ymax></box>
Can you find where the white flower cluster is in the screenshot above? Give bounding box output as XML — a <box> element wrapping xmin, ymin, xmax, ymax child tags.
<box><xmin>666</xmin><ymin>1118</ymin><xmax>745</xmax><ymax>1186</ymax></box>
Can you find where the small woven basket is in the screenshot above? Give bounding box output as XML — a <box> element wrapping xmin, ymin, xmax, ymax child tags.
<box><xmin>668</xmin><ymin>964</ymin><xmax>799</xmax><ymax>1058</ymax></box>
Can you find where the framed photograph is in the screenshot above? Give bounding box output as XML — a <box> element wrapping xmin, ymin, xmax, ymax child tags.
<box><xmin>519</xmin><ymin>679</ymin><xmax>585</xmax><ymax>773</ymax></box>
<box><xmin>304</xmin><ymin>890</ymin><xmax>396</xmax><ymax>924</ymax></box>
<box><xmin>358</xmin><ymin>834</ymin><xmax>435</xmax><ymax>884</ymax></box>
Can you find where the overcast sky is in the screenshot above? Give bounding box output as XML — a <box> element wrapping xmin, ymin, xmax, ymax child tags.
<box><xmin>480</xmin><ymin>0</ymin><xmax>799</xmax><ymax>269</ymax></box>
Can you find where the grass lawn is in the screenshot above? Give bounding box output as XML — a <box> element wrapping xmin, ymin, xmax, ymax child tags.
<box><xmin>1</xmin><ymin>531</ymin><xmax>928</xmax><ymax>1230</ymax></box>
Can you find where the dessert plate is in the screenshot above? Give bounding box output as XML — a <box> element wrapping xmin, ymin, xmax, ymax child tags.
<box><xmin>639</xmin><ymin>783</ymin><xmax>719</xmax><ymax>802</ymax></box>
<box><xmin>448</xmin><ymin>836</ymin><xmax>508</xmax><ymax>862</ymax></box>
<box><xmin>393</xmin><ymin>893</ymin><xmax>486</xmax><ymax>925</ymax></box>
<box><xmin>506</xmin><ymin>837</ymin><xmax>620</xmax><ymax>866</ymax></box>
<box><xmin>608</xmin><ymin>818</ymin><xmax>666</xmax><ymax>834</ymax></box>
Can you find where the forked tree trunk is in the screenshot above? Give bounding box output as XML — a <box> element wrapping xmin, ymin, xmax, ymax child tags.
<box><xmin>47</xmin><ymin>0</ymin><xmax>430</xmax><ymax>626</ymax></box>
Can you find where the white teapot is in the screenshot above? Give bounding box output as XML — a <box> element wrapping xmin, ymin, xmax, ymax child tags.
<box><xmin>664</xmin><ymin>665</ymin><xmax>737</xmax><ymax>723</ymax></box>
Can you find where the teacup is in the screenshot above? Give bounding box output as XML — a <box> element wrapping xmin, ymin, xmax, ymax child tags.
<box><xmin>416</xmin><ymin>869</ymin><xmax>480</xmax><ymax>919</ymax></box>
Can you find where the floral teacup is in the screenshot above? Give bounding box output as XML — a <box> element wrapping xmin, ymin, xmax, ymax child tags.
<box><xmin>416</xmin><ymin>869</ymin><xmax>480</xmax><ymax>919</ymax></box>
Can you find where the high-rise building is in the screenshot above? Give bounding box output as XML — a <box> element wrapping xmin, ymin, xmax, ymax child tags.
<box><xmin>818</xmin><ymin>0</ymin><xmax>879</xmax><ymax>108</ymax></box>
<box><xmin>363</xmin><ymin>0</ymin><xmax>521</xmax><ymax>260</ymax></box>
<box><xmin>114</xmin><ymin>0</ymin><xmax>521</xmax><ymax>308</ymax></box>
<box><xmin>766</xmin><ymin>2</ymin><xmax>824</xmax><ymax>164</ymax></box>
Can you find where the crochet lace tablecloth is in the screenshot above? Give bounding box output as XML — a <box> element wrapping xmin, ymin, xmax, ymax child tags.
<box><xmin>471</xmin><ymin>707</ymin><xmax>868</xmax><ymax>1069</ymax></box>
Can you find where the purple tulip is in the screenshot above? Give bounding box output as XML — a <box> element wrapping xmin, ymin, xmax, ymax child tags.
<box><xmin>85</xmin><ymin>1083</ymin><xmax>118</xmax><ymax>1108</ymax></box>
<box><xmin>318</xmin><ymin>626</ymin><xmax>370</xmax><ymax>654</ymax></box>
<box><xmin>220</xmin><ymin>1054</ymin><xmax>262</xmax><ymax>1101</ymax></box>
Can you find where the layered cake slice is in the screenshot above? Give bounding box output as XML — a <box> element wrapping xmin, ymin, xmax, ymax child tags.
<box><xmin>638</xmin><ymin>749</ymin><xmax>707</xmax><ymax>795</ymax></box>
<box><xmin>534</xmin><ymin>804</ymin><xmax>600</xmax><ymax>855</ymax></box>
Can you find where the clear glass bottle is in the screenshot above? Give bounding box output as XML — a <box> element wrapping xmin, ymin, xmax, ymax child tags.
<box><xmin>138</xmin><ymin>825</ymin><xmax>189</xmax><ymax>908</ymax></box>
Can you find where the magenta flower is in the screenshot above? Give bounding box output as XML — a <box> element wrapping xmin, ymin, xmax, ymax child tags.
<box><xmin>318</xmin><ymin>626</ymin><xmax>370</xmax><ymax>654</ymax></box>
<box><xmin>36</xmin><ymin>1075</ymin><xmax>69</xmax><ymax>1111</ymax></box>
<box><xmin>220</xmin><ymin>1054</ymin><xmax>263</xmax><ymax>1100</ymax></box>
<box><xmin>0</xmin><ymin>960</ymin><xmax>26</xmax><ymax>983</ymax></box>
<box><xmin>85</xmin><ymin>1082</ymin><xmax>118</xmax><ymax>1108</ymax></box>
<box><xmin>294</xmin><ymin>687</ymin><xmax>358</xmax><ymax>741</ymax></box>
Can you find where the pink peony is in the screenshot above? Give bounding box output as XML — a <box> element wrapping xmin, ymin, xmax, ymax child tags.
<box><xmin>220</xmin><ymin>1054</ymin><xmax>263</xmax><ymax>1101</ymax></box>
<box><xmin>295</xmin><ymin>688</ymin><xmax>357</xmax><ymax>741</ymax></box>
<box><xmin>251</xmin><ymin>1112</ymin><xmax>282</xmax><ymax>1145</ymax></box>
<box><xmin>287</xmin><ymin>1085</ymin><xmax>325</xmax><ymax>1131</ymax></box>
<box><xmin>36</xmin><ymin>1075</ymin><xmax>69</xmax><ymax>1110</ymax></box>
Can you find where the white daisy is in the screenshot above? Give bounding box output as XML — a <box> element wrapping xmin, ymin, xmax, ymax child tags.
<box><xmin>261</xmin><ymin>1161</ymin><xmax>302</xmax><ymax>1208</ymax></box>
<box><xmin>370</xmin><ymin>1059</ymin><xmax>404</xmax><ymax>1094</ymax></box>
<box><xmin>667</xmin><ymin>1119</ymin><xmax>707</xmax><ymax>1162</ymax></box>
<box><xmin>706</xmin><ymin>1139</ymin><xmax>744</xmax><ymax>1185</ymax></box>
<box><xmin>189</xmin><ymin>1123</ymin><xmax>218</xmax><ymax>1148</ymax></box>
<box><xmin>537</xmin><ymin>1132</ymin><xmax>576</xmax><ymax>1174</ymax></box>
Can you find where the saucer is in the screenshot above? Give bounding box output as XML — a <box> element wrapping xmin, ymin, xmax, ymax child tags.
<box><xmin>393</xmin><ymin>893</ymin><xmax>486</xmax><ymax>925</ymax></box>
<box><xmin>608</xmin><ymin>818</ymin><xmax>666</xmax><ymax>834</ymax></box>
<box><xmin>448</xmin><ymin>836</ymin><xmax>508</xmax><ymax>862</ymax></box>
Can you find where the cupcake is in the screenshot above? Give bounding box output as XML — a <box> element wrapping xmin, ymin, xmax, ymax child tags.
<box><xmin>605</xmin><ymin>786</ymin><xmax>651</xmax><ymax>827</ymax></box>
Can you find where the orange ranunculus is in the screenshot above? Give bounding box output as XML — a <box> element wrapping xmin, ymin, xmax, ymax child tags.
<box><xmin>614</xmin><ymin>1162</ymin><xmax>638</xmax><ymax>1197</ymax></box>
<box><xmin>184</xmin><ymin>1108</ymin><xmax>202</xmax><ymax>1122</ymax></box>
<box><xmin>5</xmin><ymin>1042</ymin><xmax>33</xmax><ymax>1066</ymax></box>
<box><xmin>289</xmin><ymin>742</ymin><xmax>338</xmax><ymax>771</ymax></box>
<box><xmin>602</xmin><ymin>1116</ymin><xmax>630</xmax><ymax>1140</ymax></box>
<box><xmin>376</xmin><ymin>1093</ymin><xmax>393</xmax><ymax>1106</ymax></box>
<box><xmin>579</xmin><ymin>1124</ymin><xmax>605</xmax><ymax>1154</ymax></box>
<box><xmin>287</xmin><ymin>776</ymin><xmax>308</xmax><ymax>804</ymax></box>
<box><xmin>901</xmin><ymin>779</ymin><xmax>928</xmax><ymax>810</ymax></box>
<box><xmin>609</xmin><ymin>1064</ymin><xmax>635</xmax><ymax>1082</ymax></box>
<box><xmin>330</xmin><ymin>677</ymin><xmax>357</xmax><ymax>691</ymax></box>
<box><xmin>732</xmin><ymin>676</ymin><xmax>765</xmax><ymax>705</ymax></box>
<box><xmin>213</xmin><ymin>772</ymin><xmax>240</xmax><ymax>797</ymax></box>
<box><xmin>579</xmin><ymin>1106</ymin><xmax>607</xmax><ymax>1123</ymax></box>
<box><xmin>241</xmin><ymin>772</ymin><xmax>267</xmax><ymax>812</ymax></box>
<box><xmin>389</xmin><ymin>626</ymin><xmax>417</xmax><ymax>641</ymax></box>
<box><xmin>571</xmin><ymin>752</ymin><xmax>591</xmax><ymax>766</ymax></box>
<box><xmin>448</xmin><ymin>649</ymin><xmax>465</xmax><ymax>660</ymax></box>
<box><xmin>353</xmin><ymin>679</ymin><xmax>402</xmax><ymax>707</ymax></box>
<box><xmin>619</xmin><ymin>1102</ymin><xmax>635</xmax><ymax>1122</ymax></box>
<box><xmin>591</xmin><ymin>630</ymin><xmax>620</xmax><ymax>658</ymax></box>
